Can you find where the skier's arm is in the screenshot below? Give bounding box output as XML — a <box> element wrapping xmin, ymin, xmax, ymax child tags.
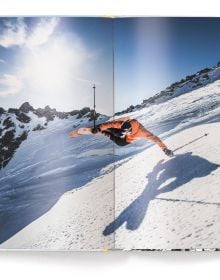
<box><xmin>143</xmin><ymin>129</ymin><xmax>167</xmax><ymax>150</ymax></box>
<box><xmin>136</xmin><ymin>124</ymin><xmax>173</xmax><ymax>156</ymax></box>
<box><xmin>99</xmin><ymin>120</ymin><xmax>123</xmax><ymax>131</ymax></box>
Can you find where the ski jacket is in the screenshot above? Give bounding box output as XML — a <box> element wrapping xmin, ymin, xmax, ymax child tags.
<box><xmin>99</xmin><ymin>119</ymin><xmax>167</xmax><ymax>150</ymax></box>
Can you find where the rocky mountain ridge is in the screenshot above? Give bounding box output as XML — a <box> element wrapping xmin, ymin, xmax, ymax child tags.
<box><xmin>115</xmin><ymin>61</ymin><xmax>220</xmax><ymax>116</ymax></box>
<box><xmin>0</xmin><ymin>102</ymin><xmax>104</xmax><ymax>169</ymax></box>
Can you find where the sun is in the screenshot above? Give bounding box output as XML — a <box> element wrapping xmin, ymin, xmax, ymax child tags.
<box><xmin>21</xmin><ymin>37</ymin><xmax>86</xmax><ymax>106</ymax></box>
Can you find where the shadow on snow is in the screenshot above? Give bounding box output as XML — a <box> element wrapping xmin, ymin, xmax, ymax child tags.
<box><xmin>103</xmin><ymin>152</ymin><xmax>220</xmax><ymax>236</ymax></box>
<box><xmin>0</xmin><ymin>134</ymin><xmax>115</xmax><ymax>244</ymax></box>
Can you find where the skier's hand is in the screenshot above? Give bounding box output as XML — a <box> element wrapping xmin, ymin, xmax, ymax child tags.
<box><xmin>69</xmin><ymin>130</ymin><xmax>80</xmax><ymax>138</ymax></box>
<box><xmin>163</xmin><ymin>148</ymin><xmax>174</xmax><ymax>157</ymax></box>
<box><xmin>91</xmin><ymin>127</ymin><xmax>100</xmax><ymax>134</ymax></box>
<box><xmin>102</xmin><ymin>130</ymin><xmax>111</xmax><ymax>137</ymax></box>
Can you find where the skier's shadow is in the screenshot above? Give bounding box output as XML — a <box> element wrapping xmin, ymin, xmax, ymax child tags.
<box><xmin>103</xmin><ymin>152</ymin><xmax>220</xmax><ymax>236</ymax></box>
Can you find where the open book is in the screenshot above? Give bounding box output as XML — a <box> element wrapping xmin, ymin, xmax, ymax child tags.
<box><xmin>0</xmin><ymin>17</ymin><xmax>220</xmax><ymax>251</ymax></box>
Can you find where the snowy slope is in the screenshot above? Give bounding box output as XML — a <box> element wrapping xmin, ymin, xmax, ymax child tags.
<box><xmin>2</xmin><ymin>123</ymin><xmax>220</xmax><ymax>250</ymax></box>
<box><xmin>0</xmin><ymin>107</ymin><xmax>111</xmax><ymax>245</ymax></box>
<box><xmin>116</xmin><ymin>62</ymin><xmax>220</xmax><ymax>115</ymax></box>
<box><xmin>0</xmin><ymin>102</ymin><xmax>107</xmax><ymax>170</ymax></box>
<box><xmin>0</xmin><ymin>171</ymin><xmax>114</xmax><ymax>250</ymax></box>
<box><xmin>113</xmin><ymin>79</ymin><xmax>220</xmax><ymax>159</ymax></box>
<box><xmin>113</xmin><ymin>123</ymin><xmax>220</xmax><ymax>250</ymax></box>
<box><xmin>0</xmin><ymin>70</ymin><xmax>220</xmax><ymax>249</ymax></box>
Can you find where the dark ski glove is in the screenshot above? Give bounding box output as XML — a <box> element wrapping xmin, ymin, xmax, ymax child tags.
<box><xmin>91</xmin><ymin>127</ymin><xmax>100</xmax><ymax>134</ymax></box>
<box><xmin>101</xmin><ymin>130</ymin><xmax>110</xmax><ymax>137</ymax></box>
<box><xmin>163</xmin><ymin>148</ymin><xmax>174</xmax><ymax>157</ymax></box>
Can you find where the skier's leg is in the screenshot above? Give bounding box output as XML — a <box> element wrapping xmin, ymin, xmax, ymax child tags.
<box><xmin>109</xmin><ymin>134</ymin><xmax>130</xmax><ymax>146</ymax></box>
<box><xmin>102</xmin><ymin>128</ymin><xmax>130</xmax><ymax>146</ymax></box>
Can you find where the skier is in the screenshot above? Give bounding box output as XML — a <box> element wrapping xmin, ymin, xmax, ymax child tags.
<box><xmin>69</xmin><ymin>117</ymin><xmax>173</xmax><ymax>157</ymax></box>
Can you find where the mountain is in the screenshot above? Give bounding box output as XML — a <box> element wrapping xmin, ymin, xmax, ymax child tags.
<box><xmin>0</xmin><ymin>102</ymin><xmax>106</xmax><ymax>170</ymax></box>
<box><xmin>115</xmin><ymin>61</ymin><xmax>220</xmax><ymax>115</ymax></box>
<box><xmin>0</xmin><ymin>69</ymin><xmax>220</xmax><ymax>248</ymax></box>
<box><xmin>2</xmin><ymin>61</ymin><xmax>220</xmax><ymax>171</ymax></box>
<box><xmin>1</xmin><ymin>115</ymin><xmax>220</xmax><ymax>250</ymax></box>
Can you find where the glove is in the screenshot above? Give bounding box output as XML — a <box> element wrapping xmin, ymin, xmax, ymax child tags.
<box><xmin>91</xmin><ymin>127</ymin><xmax>100</xmax><ymax>134</ymax></box>
<box><xmin>102</xmin><ymin>130</ymin><xmax>111</xmax><ymax>137</ymax></box>
<box><xmin>163</xmin><ymin>148</ymin><xmax>174</xmax><ymax>157</ymax></box>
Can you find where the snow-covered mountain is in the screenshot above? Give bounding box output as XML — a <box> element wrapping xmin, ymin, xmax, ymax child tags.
<box><xmin>0</xmin><ymin>62</ymin><xmax>220</xmax><ymax>249</ymax></box>
<box><xmin>116</xmin><ymin>62</ymin><xmax>220</xmax><ymax>115</ymax></box>
<box><xmin>0</xmin><ymin>102</ymin><xmax>106</xmax><ymax>170</ymax></box>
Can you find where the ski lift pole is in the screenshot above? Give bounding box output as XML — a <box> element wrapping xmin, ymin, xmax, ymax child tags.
<box><xmin>93</xmin><ymin>84</ymin><xmax>96</xmax><ymax>129</ymax></box>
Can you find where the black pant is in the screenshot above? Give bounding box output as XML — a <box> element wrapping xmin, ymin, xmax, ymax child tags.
<box><xmin>104</xmin><ymin>128</ymin><xmax>130</xmax><ymax>146</ymax></box>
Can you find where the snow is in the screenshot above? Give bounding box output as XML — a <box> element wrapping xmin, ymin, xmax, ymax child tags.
<box><xmin>0</xmin><ymin>113</ymin><xmax>114</xmax><ymax>247</ymax></box>
<box><xmin>0</xmin><ymin>172</ymin><xmax>114</xmax><ymax>250</ymax></box>
<box><xmin>117</xmin><ymin>79</ymin><xmax>220</xmax><ymax>141</ymax></box>
<box><xmin>113</xmin><ymin>123</ymin><xmax>220</xmax><ymax>250</ymax></box>
<box><xmin>146</xmin><ymin>64</ymin><xmax>220</xmax><ymax>105</ymax></box>
<box><xmin>26</xmin><ymin>111</ymin><xmax>47</xmax><ymax>131</ymax></box>
<box><xmin>1</xmin><ymin>123</ymin><xmax>220</xmax><ymax>250</ymax></box>
<box><xmin>0</xmin><ymin>111</ymin><xmax>47</xmax><ymax>140</ymax></box>
<box><xmin>0</xmin><ymin>76</ymin><xmax>220</xmax><ymax>250</ymax></box>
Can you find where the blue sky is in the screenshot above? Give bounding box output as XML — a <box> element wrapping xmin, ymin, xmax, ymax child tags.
<box><xmin>1</xmin><ymin>17</ymin><xmax>220</xmax><ymax>115</ymax></box>
<box><xmin>0</xmin><ymin>17</ymin><xmax>113</xmax><ymax>115</ymax></box>
<box><xmin>114</xmin><ymin>17</ymin><xmax>220</xmax><ymax>111</ymax></box>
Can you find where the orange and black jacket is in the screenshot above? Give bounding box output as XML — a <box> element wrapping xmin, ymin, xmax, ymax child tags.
<box><xmin>99</xmin><ymin>119</ymin><xmax>167</xmax><ymax>150</ymax></box>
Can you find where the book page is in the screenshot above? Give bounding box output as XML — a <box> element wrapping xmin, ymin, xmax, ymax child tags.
<box><xmin>112</xmin><ymin>17</ymin><xmax>220</xmax><ymax>250</ymax></box>
<box><xmin>0</xmin><ymin>17</ymin><xmax>115</xmax><ymax>251</ymax></box>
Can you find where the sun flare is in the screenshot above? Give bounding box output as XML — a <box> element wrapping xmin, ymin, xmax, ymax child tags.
<box><xmin>21</xmin><ymin>37</ymin><xmax>87</xmax><ymax>105</ymax></box>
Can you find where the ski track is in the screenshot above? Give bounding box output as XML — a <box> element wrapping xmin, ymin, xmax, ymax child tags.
<box><xmin>0</xmin><ymin>79</ymin><xmax>220</xmax><ymax>249</ymax></box>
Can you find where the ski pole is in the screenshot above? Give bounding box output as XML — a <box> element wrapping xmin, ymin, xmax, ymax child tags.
<box><xmin>173</xmin><ymin>133</ymin><xmax>208</xmax><ymax>153</ymax></box>
<box><xmin>93</xmin><ymin>84</ymin><xmax>96</xmax><ymax>129</ymax></box>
